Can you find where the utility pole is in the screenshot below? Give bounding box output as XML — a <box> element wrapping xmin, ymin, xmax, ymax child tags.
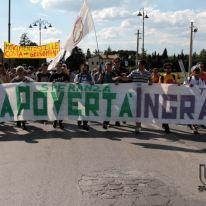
<box><xmin>189</xmin><ymin>22</ymin><xmax>194</xmax><ymax>73</ymax></box>
<box><xmin>8</xmin><ymin>0</ymin><xmax>11</xmax><ymax>42</ymax></box>
<box><xmin>189</xmin><ymin>21</ymin><xmax>198</xmax><ymax>74</ymax></box>
<box><xmin>135</xmin><ymin>29</ymin><xmax>141</xmax><ymax>67</ymax></box>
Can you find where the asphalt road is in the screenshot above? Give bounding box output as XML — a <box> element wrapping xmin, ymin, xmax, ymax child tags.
<box><xmin>0</xmin><ymin>121</ymin><xmax>206</xmax><ymax>206</ymax></box>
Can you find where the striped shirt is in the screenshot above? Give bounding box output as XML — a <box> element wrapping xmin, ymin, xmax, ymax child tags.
<box><xmin>128</xmin><ymin>69</ymin><xmax>151</xmax><ymax>83</ymax></box>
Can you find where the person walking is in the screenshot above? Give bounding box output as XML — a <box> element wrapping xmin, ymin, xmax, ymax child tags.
<box><xmin>118</xmin><ymin>59</ymin><xmax>152</xmax><ymax>134</ymax></box>
<box><xmin>159</xmin><ymin>63</ymin><xmax>177</xmax><ymax>133</ymax></box>
<box><xmin>49</xmin><ymin>62</ymin><xmax>70</xmax><ymax>129</ymax></box>
<box><xmin>11</xmin><ymin>66</ymin><xmax>34</xmax><ymax>130</ymax></box>
<box><xmin>74</xmin><ymin>63</ymin><xmax>94</xmax><ymax>131</ymax></box>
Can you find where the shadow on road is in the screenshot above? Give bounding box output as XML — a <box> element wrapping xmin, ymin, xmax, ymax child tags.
<box><xmin>137</xmin><ymin>127</ymin><xmax>206</xmax><ymax>143</ymax></box>
<box><xmin>0</xmin><ymin>122</ymin><xmax>133</xmax><ymax>143</ymax></box>
<box><xmin>0</xmin><ymin>122</ymin><xmax>205</xmax><ymax>145</ymax></box>
<box><xmin>132</xmin><ymin>142</ymin><xmax>206</xmax><ymax>154</ymax></box>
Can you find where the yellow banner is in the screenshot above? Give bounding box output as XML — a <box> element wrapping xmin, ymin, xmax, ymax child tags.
<box><xmin>4</xmin><ymin>42</ymin><xmax>60</xmax><ymax>59</ymax></box>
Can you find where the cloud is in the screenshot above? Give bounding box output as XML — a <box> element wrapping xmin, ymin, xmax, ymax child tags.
<box><xmin>30</xmin><ymin>0</ymin><xmax>124</xmax><ymax>12</ymax></box>
<box><xmin>120</xmin><ymin>19</ymin><xmax>134</xmax><ymax>28</ymax></box>
<box><xmin>92</xmin><ymin>6</ymin><xmax>131</xmax><ymax>22</ymax></box>
<box><xmin>96</xmin><ymin>18</ymin><xmax>134</xmax><ymax>41</ymax></box>
<box><xmin>11</xmin><ymin>26</ymin><xmax>62</xmax><ymax>46</ymax></box>
<box><xmin>27</xmin><ymin>27</ymin><xmax>62</xmax><ymax>43</ymax></box>
<box><xmin>40</xmin><ymin>0</ymin><xmax>80</xmax><ymax>11</ymax></box>
<box><xmin>30</xmin><ymin>0</ymin><xmax>41</xmax><ymax>3</ymax></box>
<box><xmin>28</xmin><ymin>0</ymin><xmax>206</xmax><ymax>54</ymax></box>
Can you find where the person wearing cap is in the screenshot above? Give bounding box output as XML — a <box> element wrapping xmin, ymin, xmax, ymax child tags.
<box><xmin>99</xmin><ymin>61</ymin><xmax>119</xmax><ymax>129</ymax></box>
<box><xmin>188</xmin><ymin>66</ymin><xmax>205</xmax><ymax>87</ymax></box>
<box><xmin>11</xmin><ymin>66</ymin><xmax>34</xmax><ymax>130</ymax></box>
<box><xmin>49</xmin><ymin>62</ymin><xmax>70</xmax><ymax>129</ymax></box>
<box><xmin>186</xmin><ymin>66</ymin><xmax>205</xmax><ymax>135</ymax></box>
<box><xmin>74</xmin><ymin>63</ymin><xmax>94</xmax><ymax>131</ymax></box>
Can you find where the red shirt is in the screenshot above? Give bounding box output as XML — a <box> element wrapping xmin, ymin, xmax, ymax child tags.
<box><xmin>201</xmin><ymin>72</ymin><xmax>206</xmax><ymax>83</ymax></box>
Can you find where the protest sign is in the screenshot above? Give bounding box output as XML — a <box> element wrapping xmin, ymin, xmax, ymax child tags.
<box><xmin>4</xmin><ymin>42</ymin><xmax>60</xmax><ymax>59</ymax></box>
<box><xmin>0</xmin><ymin>83</ymin><xmax>206</xmax><ymax>124</ymax></box>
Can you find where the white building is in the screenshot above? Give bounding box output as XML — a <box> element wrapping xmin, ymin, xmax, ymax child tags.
<box><xmin>88</xmin><ymin>54</ymin><xmax>119</xmax><ymax>70</ymax></box>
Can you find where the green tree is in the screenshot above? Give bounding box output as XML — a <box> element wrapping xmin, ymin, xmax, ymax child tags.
<box><xmin>104</xmin><ymin>46</ymin><xmax>112</xmax><ymax>55</ymax></box>
<box><xmin>66</xmin><ymin>46</ymin><xmax>86</xmax><ymax>71</ymax></box>
<box><xmin>19</xmin><ymin>33</ymin><xmax>37</xmax><ymax>46</ymax></box>
<box><xmin>86</xmin><ymin>48</ymin><xmax>92</xmax><ymax>60</ymax></box>
<box><xmin>161</xmin><ymin>48</ymin><xmax>168</xmax><ymax>60</ymax></box>
<box><xmin>93</xmin><ymin>49</ymin><xmax>99</xmax><ymax>55</ymax></box>
<box><xmin>198</xmin><ymin>49</ymin><xmax>206</xmax><ymax>64</ymax></box>
<box><xmin>13</xmin><ymin>33</ymin><xmax>44</xmax><ymax>68</ymax></box>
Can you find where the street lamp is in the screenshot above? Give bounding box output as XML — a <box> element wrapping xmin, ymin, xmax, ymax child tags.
<box><xmin>137</xmin><ymin>8</ymin><xmax>149</xmax><ymax>57</ymax></box>
<box><xmin>29</xmin><ymin>19</ymin><xmax>52</xmax><ymax>45</ymax></box>
<box><xmin>8</xmin><ymin>0</ymin><xmax>11</xmax><ymax>42</ymax></box>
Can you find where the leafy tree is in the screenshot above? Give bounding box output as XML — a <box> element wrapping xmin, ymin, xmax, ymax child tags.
<box><xmin>19</xmin><ymin>33</ymin><xmax>37</xmax><ymax>46</ymax></box>
<box><xmin>198</xmin><ymin>49</ymin><xmax>206</xmax><ymax>64</ymax></box>
<box><xmin>86</xmin><ymin>48</ymin><xmax>92</xmax><ymax>60</ymax></box>
<box><xmin>104</xmin><ymin>46</ymin><xmax>112</xmax><ymax>55</ymax></box>
<box><xmin>93</xmin><ymin>49</ymin><xmax>99</xmax><ymax>55</ymax></box>
<box><xmin>161</xmin><ymin>48</ymin><xmax>168</xmax><ymax>60</ymax></box>
<box><xmin>13</xmin><ymin>33</ymin><xmax>44</xmax><ymax>68</ymax></box>
<box><xmin>66</xmin><ymin>46</ymin><xmax>86</xmax><ymax>71</ymax></box>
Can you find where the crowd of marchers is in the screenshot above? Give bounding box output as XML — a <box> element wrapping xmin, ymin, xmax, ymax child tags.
<box><xmin>0</xmin><ymin>58</ymin><xmax>206</xmax><ymax>135</ymax></box>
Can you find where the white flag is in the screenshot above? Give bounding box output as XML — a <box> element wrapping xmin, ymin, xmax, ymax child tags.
<box><xmin>48</xmin><ymin>50</ymin><xmax>65</xmax><ymax>71</ymax></box>
<box><xmin>64</xmin><ymin>0</ymin><xmax>94</xmax><ymax>53</ymax></box>
<box><xmin>48</xmin><ymin>0</ymin><xmax>94</xmax><ymax>70</ymax></box>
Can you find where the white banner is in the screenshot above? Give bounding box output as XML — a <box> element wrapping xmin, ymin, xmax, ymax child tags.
<box><xmin>0</xmin><ymin>83</ymin><xmax>206</xmax><ymax>124</ymax></box>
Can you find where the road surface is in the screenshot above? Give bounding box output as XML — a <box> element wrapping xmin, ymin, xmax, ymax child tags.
<box><xmin>0</xmin><ymin>121</ymin><xmax>206</xmax><ymax>206</ymax></box>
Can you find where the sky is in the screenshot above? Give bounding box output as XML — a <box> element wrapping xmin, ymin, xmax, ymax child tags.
<box><xmin>0</xmin><ymin>0</ymin><xmax>206</xmax><ymax>55</ymax></box>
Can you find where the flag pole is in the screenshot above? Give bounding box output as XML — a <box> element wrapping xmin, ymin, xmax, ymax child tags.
<box><xmin>61</xmin><ymin>50</ymin><xmax>67</xmax><ymax>62</ymax></box>
<box><xmin>88</xmin><ymin>0</ymin><xmax>101</xmax><ymax>67</ymax></box>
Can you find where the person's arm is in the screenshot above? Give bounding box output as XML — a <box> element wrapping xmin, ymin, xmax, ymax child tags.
<box><xmin>188</xmin><ymin>78</ymin><xmax>194</xmax><ymax>87</ymax></box>
<box><xmin>97</xmin><ymin>73</ymin><xmax>103</xmax><ymax>84</ymax></box>
<box><xmin>89</xmin><ymin>74</ymin><xmax>95</xmax><ymax>85</ymax></box>
<box><xmin>159</xmin><ymin>75</ymin><xmax>163</xmax><ymax>83</ymax></box>
<box><xmin>5</xmin><ymin>74</ymin><xmax>11</xmax><ymax>83</ymax></box>
<box><xmin>73</xmin><ymin>74</ymin><xmax>79</xmax><ymax>83</ymax></box>
<box><xmin>148</xmin><ymin>76</ymin><xmax>153</xmax><ymax>85</ymax></box>
<box><xmin>49</xmin><ymin>74</ymin><xmax>54</xmax><ymax>82</ymax></box>
<box><xmin>117</xmin><ymin>75</ymin><xmax>131</xmax><ymax>82</ymax></box>
<box><xmin>23</xmin><ymin>76</ymin><xmax>34</xmax><ymax>83</ymax></box>
<box><xmin>37</xmin><ymin>73</ymin><xmax>41</xmax><ymax>82</ymax></box>
<box><xmin>64</xmin><ymin>73</ymin><xmax>70</xmax><ymax>82</ymax></box>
